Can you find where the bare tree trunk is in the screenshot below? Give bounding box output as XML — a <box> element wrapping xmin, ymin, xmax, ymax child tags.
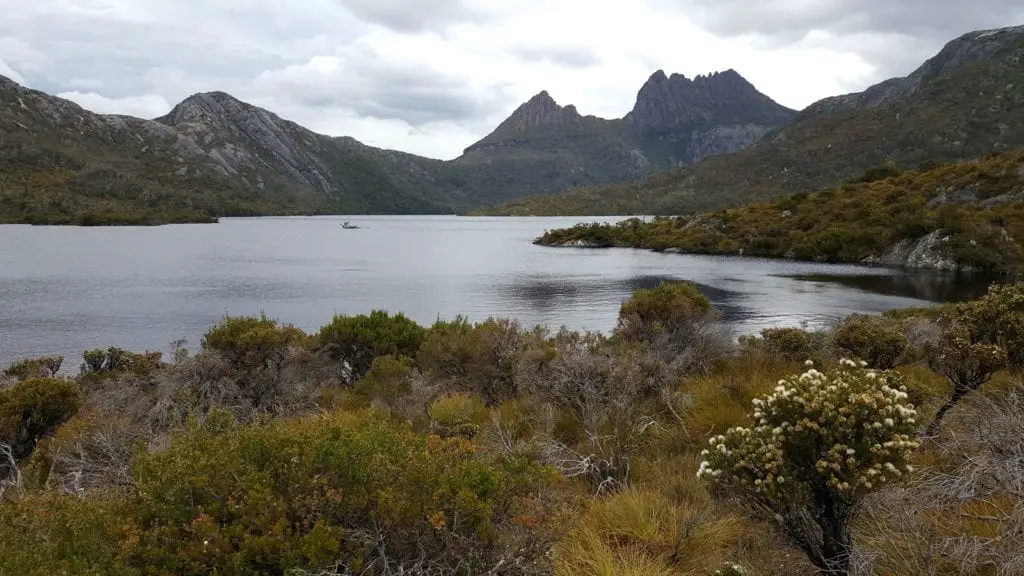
<box><xmin>926</xmin><ymin>388</ymin><xmax>968</xmax><ymax>436</ymax></box>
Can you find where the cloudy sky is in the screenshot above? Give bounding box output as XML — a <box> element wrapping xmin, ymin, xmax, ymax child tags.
<box><xmin>1</xmin><ymin>1</ymin><xmax>1022</xmax><ymax>159</ymax></box>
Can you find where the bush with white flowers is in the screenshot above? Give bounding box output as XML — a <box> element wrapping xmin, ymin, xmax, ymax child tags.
<box><xmin>698</xmin><ymin>360</ymin><xmax>919</xmax><ymax>575</ymax></box>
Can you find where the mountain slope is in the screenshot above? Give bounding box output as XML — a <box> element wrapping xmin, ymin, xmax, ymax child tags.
<box><xmin>534</xmin><ymin>150</ymin><xmax>1024</xmax><ymax>273</ymax></box>
<box><xmin>0</xmin><ymin>67</ymin><xmax>793</xmax><ymax>223</ymax></box>
<box><xmin>478</xmin><ymin>25</ymin><xmax>1024</xmax><ymax>216</ymax></box>
<box><xmin>0</xmin><ymin>78</ymin><xmax>467</xmax><ymax>222</ymax></box>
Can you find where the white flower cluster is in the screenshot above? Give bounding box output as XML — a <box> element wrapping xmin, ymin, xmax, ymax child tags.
<box><xmin>698</xmin><ymin>360</ymin><xmax>920</xmax><ymax>500</ymax></box>
<box><xmin>713</xmin><ymin>562</ymin><xmax>749</xmax><ymax>576</ymax></box>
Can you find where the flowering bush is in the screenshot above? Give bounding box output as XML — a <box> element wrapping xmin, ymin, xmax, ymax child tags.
<box><xmin>698</xmin><ymin>360</ymin><xmax>919</xmax><ymax>574</ymax></box>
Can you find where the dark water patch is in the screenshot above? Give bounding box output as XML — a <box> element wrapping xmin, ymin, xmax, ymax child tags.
<box><xmin>784</xmin><ymin>272</ymin><xmax>994</xmax><ymax>303</ymax></box>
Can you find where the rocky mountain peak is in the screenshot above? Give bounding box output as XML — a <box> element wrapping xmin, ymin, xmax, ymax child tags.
<box><xmin>501</xmin><ymin>90</ymin><xmax>583</xmax><ymax>132</ymax></box>
<box><xmin>0</xmin><ymin>74</ymin><xmax>20</xmax><ymax>90</ymax></box>
<box><xmin>156</xmin><ymin>91</ymin><xmax>254</xmax><ymax>126</ymax></box>
<box><xmin>626</xmin><ymin>68</ymin><xmax>794</xmax><ymax>134</ymax></box>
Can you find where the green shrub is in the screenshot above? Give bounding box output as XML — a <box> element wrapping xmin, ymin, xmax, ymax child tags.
<box><xmin>318</xmin><ymin>310</ymin><xmax>425</xmax><ymax>382</ymax></box>
<box><xmin>614</xmin><ymin>281</ymin><xmax>713</xmax><ymax>343</ymax></box>
<box><xmin>0</xmin><ymin>492</ymin><xmax>134</xmax><ymax>576</ymax></box>
<box><xmin>3</xmin><ymin>356</ymin><xmax>63</xmax><ymax>381</ymax></box>
<box><xmin>354</xmin><ymin>354</ymin><xmax>417</xmax><ymax>403</ymax></box>
<box><xmin>429</xmin><ymin>392</ymin><xmax>491</xmax><ymax>439</ymax></box>
<box><xmin>80</xmin><ymin>348</ymin><xmax>164</xmax><ymax>378</ymax></box>
<box><xmin>418</xmin><ymin>317</ymin><xmax>526</xmax><ymax>405</ymax></box>
<box><xmin>699</xmin><ymin>360</ymin><xmax>919</xmax><ymax>575</ymax></box>
<box><xmin>202</xmin><ymin>315</ymin><xmax>309</xmax><ymax>370</ymax></box>
<box><xmin>760</xmin><ymin>327</ymin><xmax>815</xmax><ymax>362</ymax></box>
<box><xmin>952</xmin><ymin>282</ymin><xmax>1024</xmax><ymax>368</ymax></box>
<box><xmin>924</xmin><ymin>325</ymin><xmax>1008</xmax><ymax>434</ymax></box>
<box><xmin>0</xmin><ymin>378</ymin><xmax>82</xmax><ymax>460</ymax></box>
<box><xmin>832</xmin><ymin>314</ymin><xmax>909</xmax><ymax>369</ymax></box>
<box><xmin>126</xmin><ymin>410</ymin><xmax>549</xmax><ymax>575</ymax></box>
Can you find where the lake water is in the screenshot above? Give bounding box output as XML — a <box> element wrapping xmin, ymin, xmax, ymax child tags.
<box><xmin>0</xmin><ymin>215</ymin><xmax>992</xmax><ymax>367</ymax></box>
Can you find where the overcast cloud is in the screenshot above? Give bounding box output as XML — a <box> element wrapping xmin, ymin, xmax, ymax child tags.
<box><xmin>1</xmin><ymin>0</ymin><xmax>1021</xmax><ymax>159</ymax></box>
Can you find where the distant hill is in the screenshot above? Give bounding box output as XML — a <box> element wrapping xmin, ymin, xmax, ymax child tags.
<box><xmin>477</xmin><ymin>25</ymin><xmax>1024</xmax><ymax>216</ymax></box>
<box><xmin>534</xmin><ymin>149</ymin><xmax>1024</xmax><ymax>273</ymax></box>
<box><xmin>0</xmin><ymin>66</ymin><xmax>792</xmax><ymax>224</ymax></box>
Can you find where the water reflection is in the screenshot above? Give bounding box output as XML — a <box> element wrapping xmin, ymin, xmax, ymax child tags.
<box><xmin>785</xmin><ymin>272</ymin><xmax>995</xmax><ymax>303</ymax></box>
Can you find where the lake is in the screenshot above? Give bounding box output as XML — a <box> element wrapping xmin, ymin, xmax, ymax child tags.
<box><xmin>0</xmin><ymin>215</ymin><xmax>992</xmax><ymax>368</ymax></box>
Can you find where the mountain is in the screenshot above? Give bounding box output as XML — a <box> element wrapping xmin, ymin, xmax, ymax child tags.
<box><xmin>0</xmin><ymin>77</ymin><xmax>480</xmax><ymax>223</ymax></box>
<box><xmin>0</xmin><ymin>67</ymin><xmax>791</xmax><ymax>223</ymax></box>
<box><xmin>456</xmin><ymin>71</ymin><xmax>795</xmax><ymax>202</ymax></box>
<box><xmin>477</xmin><ymin>25</ymin><xmax>1024</xmax><ymax>216</ymax></box>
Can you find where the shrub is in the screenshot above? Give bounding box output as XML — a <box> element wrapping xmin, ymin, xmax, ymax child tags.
<box><xmin>429</xmin><ymin>392</ymin><xmax>491</xmax><ymax>439</ymax></box>
<box><xmin>354</xmin><ymin>354</ymin><xmax>417</xmax><ymax>405</ymax></box>
<box><xmin>760</xmin><ymin>327</ymin><xmax>815</xmax><ymax>362</ymax></box>
<box><xmin>614</xmin><ymin>281</ymin><xmax>713</xmax><ymax>343</ymax></box>
<box><xmin>202</xmin><ymin>315</ymin><xmax>309</xmax><ymax>371</ymax></box>
<box><xmin>0</xmin><ymin>378</ymin><xmax>82</xmax><ymax>461</ymax></box>
<box><xmin>699</xmin><ymin>360</ymin><xmax>920</xmax><ymax>575</ymax></box>
<box><xmin>832</xmin><ymin>314</ymin><xmax>908</xmax><ymax>369</ymax></box>
<box><xmin>418</xmin><ymin>317</ymin><xmax>527</xmax><ymax>405</ymax></box>
<box><xmin>80</xmin><ymin>348</ymin><xmax>163</xmax><ymax>380</ymax></box>
<box><xmin>924</xmin><ymin>324</ymin><xmax>1007</xmax><ymax>434</ymax></box>
<box><xmin>952</xmin><ymin>282</ymin><xmax>1024</xmax><ymax>368</ymax></box>
<box><xmin>0</xmin><ymin>492</ymin><xmax>133</xmax><ymax>576</ymax></box>
<box><xmin>126</xmin><ymin>411</ymin><xmax>551</xmax><ymax>575</ymax></box>
<box><xmin>3</xmin><ymin>356</ymin><xmax>63</xmax><ymax>381</ymax></box>
<box><xmin>318</xmin><ymin>310</ymin><xmax>424</xmax><ymax>383</ymax></box>
<box><xmin>522</xmin><ymin>339</ymin><xmax>659</xmax><ymax>492</ymax></box>
<box><xmin>25</xmin><ymin>407</ymin><xmax>142</xmax><ymax>493</ymax></box>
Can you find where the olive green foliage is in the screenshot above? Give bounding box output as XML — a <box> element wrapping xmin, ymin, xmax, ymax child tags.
<box><xmin>353</xmin><ymin>354</ymin><xmax>417</xmax><ymax>404</ymax></box>
<box><xmin>951</xmin><ymin>282</ymin><xmax>1024</xmax><ymax>368</ymax></box>
<box><xmin>0</xmin><ymin>378</ymin><xmax>82</xmax><ymax>460</ymax></box>
<box><xmin>534</xmin><ymin>151</ymin><xmax>1024</xmax><ymax>273</ymax></box>
<box><xmin>127</xmin><ymin>410</ymin><xmax>548</xmax><ymax>575</ymax></box>
<box><xmin>0</xmin><ymin>492</ymin><xmax>135</xmax><ymax>576</ymax></box>
<box><xmin>202</xmin><ymin>315</ymin><xmax>309</xmax><ymax>370</ymax></box>
<box><xmin>429</xmin><ymin>392</ymin><xmax>491</xmax><ymax>439</ymax></box>
<box><xmin>318</xmin><ymin>311</ymin><xmax>425</xmax><ymax>382</ymax></box>
<box><xmin>417</xmin><ymin>316</ymin><xmax>528</xmax><ymax>405</ymax></box>
<box><xmin>81</xmin><ymin>347</ymin><xmax>163</xmax><ymax>378</ymax></box>
<box><xmin>9</xmin><ymin>283</ymin><xmax>1024</xmax><ymax>576</ymax></box>
<box><xmin>553</xmin><ymin>487</ymin><xmax>745</xmax><ymax>576</ymax></box>
<box><xmin>700</xmin><ymin>360</ymin><xmax>920</xmax><ymax>574</ymax></box>
<box><xmin>3</xmin><ymin>356</ymin><xmax>63</xmax><ymax>381</ymax></box>
<box><xmin>832</xmin><ymin>315</ymin><xmax>908</xmax><ymax>369</ymax></box>
<box><xmin>759</xmin><ymin>328</ymin><xmax>816</xmax><ymax>362</ymax></box>
<box><xmin>614</xmin><ymin>281</ymin><xmax>713</xmax><ymax>343</ymax></box>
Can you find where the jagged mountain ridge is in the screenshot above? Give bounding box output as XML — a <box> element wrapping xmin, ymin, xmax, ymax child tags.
<box><xmin>457</xmin><ymin>68</ymin><xmax>795</xmax><ymax>201</ymax></box>
<box><xmin>0</xmin><ymin>65</ymin><xmax>792</xmax><ymax>221</ymax></box>
<box><xmin>478</xmin><ymin>24</ymin><xmax>1024</xmax><ymax>216</ymax></box>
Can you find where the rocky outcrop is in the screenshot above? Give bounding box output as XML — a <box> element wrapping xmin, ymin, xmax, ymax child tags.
<box><xmin>625</xmin><ymin>69</ymin><xmax>794</xmax><ymax>133</ymax></box>
<box><xmin>862</xmin><ymin>231</ymin><xmax>960</xmax><ymax>271</ymax></box>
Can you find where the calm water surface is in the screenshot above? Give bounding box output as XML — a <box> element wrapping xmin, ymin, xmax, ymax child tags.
<box><xmin>0</xmin><ymin>216</ymin><xmax>991</xmax><ymax>367</ymax></box>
